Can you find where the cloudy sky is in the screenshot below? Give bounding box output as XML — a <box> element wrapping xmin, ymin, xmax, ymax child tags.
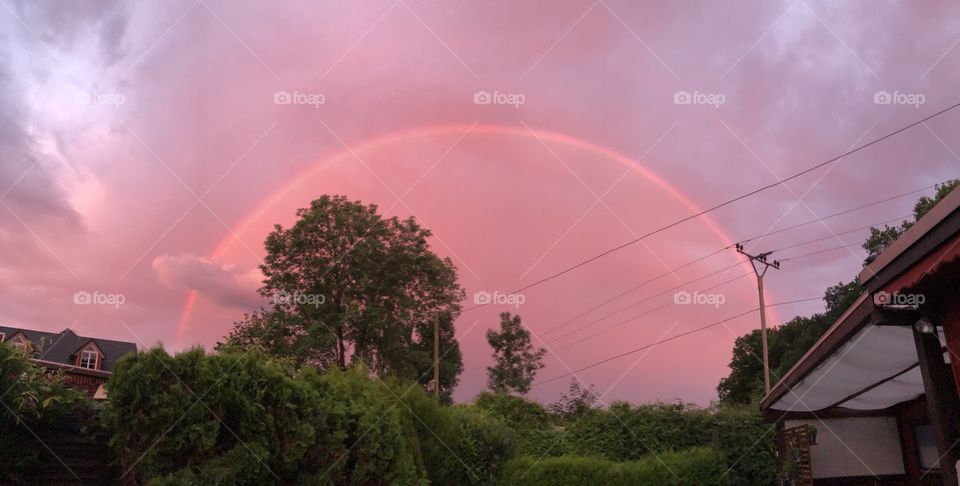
<box><xmin>1</xmin><ymin>0</ymin><xmax>958</xmax><ymax>404</ymax></box>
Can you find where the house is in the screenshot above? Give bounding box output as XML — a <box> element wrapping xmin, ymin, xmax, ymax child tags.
<box><xmin>0</xmin><ymin>326</ymin><xmax>137</xmax><ymax>399</ymax></box>
<box><xmin>760</xmin><ymin>186</ymin><xmax>960</xmax><ymax>485</ymax></box>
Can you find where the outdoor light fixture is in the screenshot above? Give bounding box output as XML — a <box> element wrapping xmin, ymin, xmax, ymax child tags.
<box><xmin>915</xmin><ymin>318</ymin><xmax>936</xmax><ymax>334</ymax></box>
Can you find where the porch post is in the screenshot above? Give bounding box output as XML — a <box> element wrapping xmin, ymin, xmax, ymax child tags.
<box><xmin>914</xmin><ymin>324</ymin><xmax>960</xmax><ymax>485</ymax></box>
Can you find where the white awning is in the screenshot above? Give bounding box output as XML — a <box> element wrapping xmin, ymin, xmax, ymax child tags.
<box><xmin>767</xmin><ymin>324</ymin><xmax>945</xmax><ymax>412</ymax></box>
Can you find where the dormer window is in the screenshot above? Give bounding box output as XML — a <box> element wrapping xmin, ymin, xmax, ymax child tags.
<box><xmin>11</xmin><ymin>336</ymin><xmax>27</xmax><ymax>352</ymax></box>
<box><xmin>79</xmin><ymin>348</ymin><xmax>99</xmax><ymax>369</ymax></box>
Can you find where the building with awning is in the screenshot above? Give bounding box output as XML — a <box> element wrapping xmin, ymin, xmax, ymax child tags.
<box><xmin>760</xmin><ymin>186</ymin><xmax>960</xmax><ymax>485</ymax></box>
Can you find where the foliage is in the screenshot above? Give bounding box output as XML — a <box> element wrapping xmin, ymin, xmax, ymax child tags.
<box><xmin>486</xmin><ymin>312</ymin><xmax>545</xmax><ymax>395</ymax></box>
<box><xmin>548</xmin><ymin>379</ymin><xmax>599</xmax><ymax>421</ymax></box>
<box><xmin>474</xmin><ymin>391</ymin><xmax>551</xmax><ymax>430</ymax></box>
<box><xmin>446</xmin><ymin>405</ymin><xmax>517</xmax><ymax>484</ymax></box>
<box><xmin>105</xmin><ymin>347</ymin><xmax>514</xmax><ymax>485</ymax></box>
<box><xmin>0</xmin><ymin>343</ymin><xmax>95</xmax><ymax>482</ymax></box>
<box><xmin>219</xmin><ymin>194</ymin><xmax>466</xmax><ymax>400</ymax></box>
<box><xmin>104</xmin><ymin>347</ymin><xmax>425</xmax><ymax>485</ymax></box>
<box><xmin>382</xmin><ymin>378</ymin><xmax>515</xmax><ymax>485</ymax></box>
<box><xmin>499</xmin><ymin>447</ymin><xmax>729</xmax><ymax>485</ymax></box>
<box><xmin>504</xmin><ymin>402</ymin><xmax>775</xmax><ymax>485</ymax></box>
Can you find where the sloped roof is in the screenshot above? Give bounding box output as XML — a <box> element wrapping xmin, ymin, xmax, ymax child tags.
<box><xmin>0</xmin><ymin>326</ymin><xmax>137</xmax><ymax>372</ymax></box>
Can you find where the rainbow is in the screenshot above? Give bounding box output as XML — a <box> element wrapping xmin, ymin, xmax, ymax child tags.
<box><xmin>175</xmin><ymin>124</ymin><xmax>772</xmax><ymax>344</ymax></box>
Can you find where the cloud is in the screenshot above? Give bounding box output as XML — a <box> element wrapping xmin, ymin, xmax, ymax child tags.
<box><xmin>152</xmin><ymin>254</ymin><xmax>262</xmax><ymax>309</ymax></box>
<box><xmin>0</xmin><ymin>47</ymin><xmax>84</xmax><ymax>274</ymax></box>
<box><xmin>11</xmin><ymin>0</ymin><xmax>130</xmax><ymax>65</ymax></box>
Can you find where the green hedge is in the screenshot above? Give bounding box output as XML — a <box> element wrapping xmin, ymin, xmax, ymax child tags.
<box><xmin>104</xmin><ymin>347</ymin><xmax>514</xmax><ymax>485</ymax></box>
<box><xmin>474</xmin><ymin>392</ymin><xmax>551</xmax><ymax>431</ymax></box>
<box><xmin>499</xmin><ymin>447</ymin><xmax>729</xmax><ymax>485</ymax></box>
<box><xmin>105</xmin><ymin>347</ymin><xmax>424</xmax><ymax>484</ymax></box>
<box><xmin>510</xmin><ymin>402</ymin><xmax>775</xmax><ymax>485</ymax></box>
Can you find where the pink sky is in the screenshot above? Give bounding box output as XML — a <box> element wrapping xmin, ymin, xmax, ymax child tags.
<box><xmin>1</xmin><ymin>0</ymin><xmax>958</xmax><ymax>404</ymax></box>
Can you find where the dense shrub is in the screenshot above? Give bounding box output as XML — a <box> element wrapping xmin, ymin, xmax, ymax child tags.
<box><xmin>104</xmin><ymin>347</ymin><xmax>425</xmax><ymax>485</ymax></box>
<box><xmin>446</xmin><ymin>405</ymin><xmax>516</xmax><ymax>483</ymax></box>
<box><xmin>499</xmin><ymin>447</ymin><xmax>729</xmax><ymax>485</ymax></box>
<box><xmin>509</xmin><ymin>402</ymin><xmax>776</xmax><ymax>485</ymax></box>
<box><xmin>0</xmin><ymin>343</ymin><xmax>95</xmax><ymax>482</ymax></box>
<box><xmin>106</xmin><ymin>347</ymin><xmax>517</xmax><ymax>485</ymax></box>
<box><xmin>353</xmin><ymin>380</ymin><xmax>517</xmax><ymax>485</ymax></box>
<box><xmin>474</xmin><ymin>391</ymin><xmax>551</xmax><ymax>430</ymax></box>
<box><xmin>710</xmin><ymin>405</ymin><xmax>777</xmax><ymax>485</ymax></box>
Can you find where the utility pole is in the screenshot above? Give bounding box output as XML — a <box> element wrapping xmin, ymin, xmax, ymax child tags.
<box><xmin>735</xmin><ymin>243</ymin><xmax>780</xmax><ymax>395</ymax></box>
<box><xmin>434</xmin><ymin>314</ymin><xmax>440</xmax><ymax>403</ymax></box>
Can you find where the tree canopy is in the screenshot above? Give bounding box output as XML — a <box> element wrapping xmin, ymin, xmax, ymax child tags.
<box><xmin>219</xmin><ymin>195</ymin><xmax>465</xmax><ymax>397</ymax></box>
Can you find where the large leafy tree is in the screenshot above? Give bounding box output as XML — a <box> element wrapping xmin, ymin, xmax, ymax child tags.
<box><xmin>486</xmin><ymin>312</ymin><xmax>545</xmax><ymax>395</ymax></box>
<box><xmin>220</xmin><ymin>195</ymin><xmax>465</xmax><ymax>392</ymax></box>
<box><xmin>719</xmin><ymin>181</ymin><xmax>958</xmax><ymax>404</ymax></box>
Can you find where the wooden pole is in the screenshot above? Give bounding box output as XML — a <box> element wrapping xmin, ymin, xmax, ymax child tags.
<box><xmin>434</xmin><ymin>314</ymin><xmax>440</xmax><ymax>403</ymax></box>
<box><xmin>735</xmin><ymin>244</ymin><xmax>779</xmax><ymax>395</ymax></box>
<box><xmin>758</xmin><ymin>274</ymin><xmax>771</xmax><ymax>394</ymax></box>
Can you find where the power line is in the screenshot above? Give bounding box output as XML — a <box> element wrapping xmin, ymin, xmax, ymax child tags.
<box><xmin>778</xmin><ymin>242</ymin><xmax>865</xmax><ymax>262</ymax></box>
<box><xmin>739</xmin><ymin>187</ymin><xmax>937</xmax><ymax>245</ymax></box>
<box><xmin>768</xmin><ymin>215</ymin><xmax>909</xmax><ymax>253</ymax></box>
<box><xmin>553</xmin><ymin>272</ymin><xmax>753</xmax><ymax>351</ymax></box>
<box><xmin>547</xmin><ymin>262</ymin><xmax>749</xmax><ymax>344</ymax></box>
<box><xmin>472</xmin><ymin>102</ymin><xmax>960</xmax><ymax>307</ymax></box>
<box><xmin>532</xmin><ymin>296</ymin><xmax>823</xmax><ymax>388</ymax></box>
<box><xmin>541</xmin><ymin>248</ymin><xmax>727</xmax><ymax>337</ymax></box>
<box><xmin>549</xmin><ymin>242</ymin><xmax>865</xmax><ymax>353</ymax></box>
<box><xmin>541</xmin><ymin>210</ymin><xmax>916</xmax><ymax>339</ymax></box>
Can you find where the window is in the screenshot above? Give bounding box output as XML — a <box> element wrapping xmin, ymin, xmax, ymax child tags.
<box><xmin>915</xmin><ymin>423</ymin><xmax>941</xmax><ymax>470</ymax></box>
<box><xmin>11</xmin><ymin>337</ymin><xmax>27</xmax><ymax>352</ymax></box>
<box><xmin>79</xmin><ymin>349</ymin><xmax>98</xmax><ymax>369</ymax></box>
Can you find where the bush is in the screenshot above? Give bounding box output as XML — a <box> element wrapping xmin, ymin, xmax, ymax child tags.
<box><xmin>376</xmin><ymin>381</ymin><xmax>515</xmax><ymax>485</ymax></box>
<box><xmin>506</xmin><ymin>401</ymin><xmax>776</xmax><ymax>485</ymax></box>
<box><xmin>447</xmin><ymin>405</ymin><xmax>515</xmax><ymax>484</ymax></box>
<box><xmin>711</xmin><ymin>405</ymin><xmax>777</xmax><ymax>485</ymax></box>
<box><xmin>0</xmin><ymin>343</ymin><xmax>95</xmax><ymax>482</ymax></box>
<box><xmin>106</xmin><ymin>347</ymin><xmax>517</xmax><ymax>485</ymax></box>
<box><xmin>499</xmin><ymin>447</ymin><xmax>729</xmax><ymax>485</ymax></box>
<box><xmin>104</xmin><ymin>347</ymin><xmax>425</xmax><ymax>485</ymax></box>
<box><xmin>474</xmin><ymin>392</ymin><xmax>551</xmax><ymax>430</ymax></box>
